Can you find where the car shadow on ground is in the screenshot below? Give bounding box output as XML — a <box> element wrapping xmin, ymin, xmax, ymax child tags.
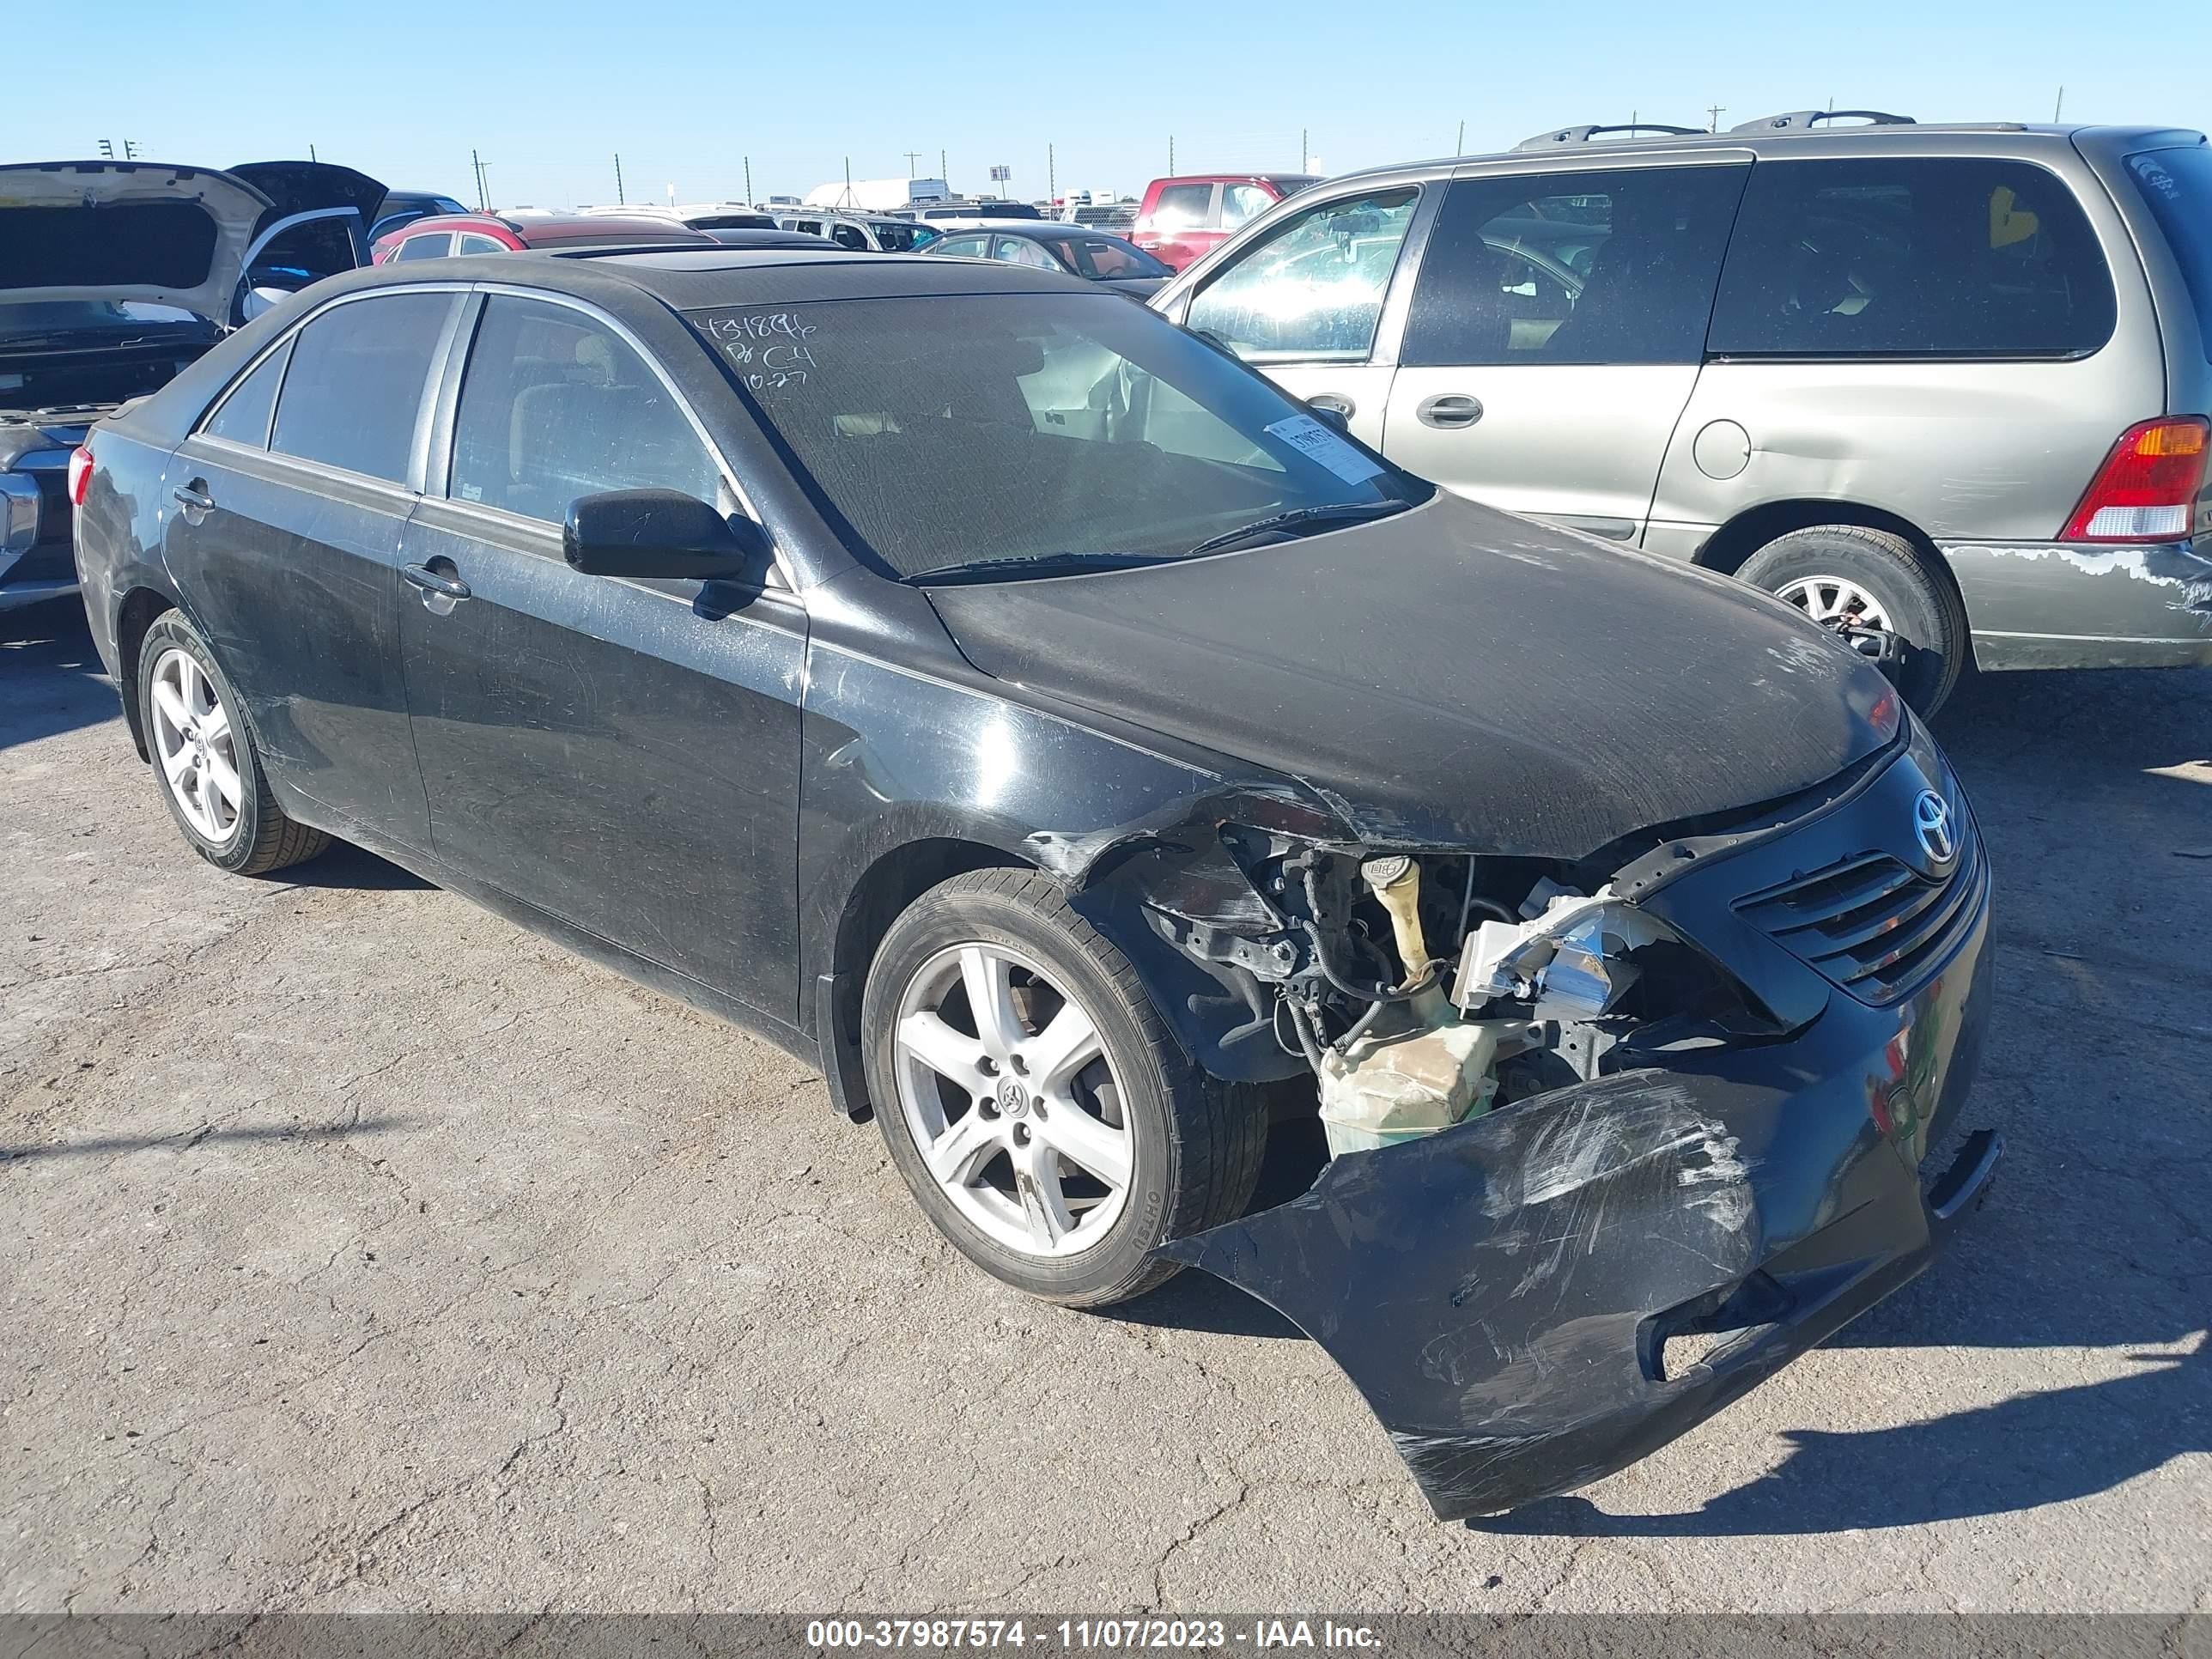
<box><xmin>0</xmin><ymin>598</ymin><xmax>118</xmax><ymax>751</ymax></box>
<box><xmin>0</xmin><ymin>1114</ymin><xmax>417</xmax><ymax>1164</ymax></box>
<box><xmin>266</xmin><ymin>839</ymin><xmax>434</xmax><ymax>892</ymax></box>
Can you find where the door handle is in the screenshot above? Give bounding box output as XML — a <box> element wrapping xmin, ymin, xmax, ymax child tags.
<box><xmin>1308</xmin><ymin>393</ymin><xmax>1356</xmax><ymax>419</ymax></box>
<box><xmin>401</xmin><ymin>562</ymin><xmax>472</xmax><ymax>604</ymax></box>
<box><xmin>1416</xmin><ymin>393</ymin><xmax>1484</xmax><ymax>430</ymax></box>
<box><xmin>172</xmin><ymin>481</ymin><xmax>214</xmax><ymax>519</ymax></box>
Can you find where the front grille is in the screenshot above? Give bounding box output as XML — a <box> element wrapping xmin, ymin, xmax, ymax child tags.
<box><xmin>1735</xmin><ymin>826</ymin><xmax>1986</xmax><ymax>1005</ymax></box>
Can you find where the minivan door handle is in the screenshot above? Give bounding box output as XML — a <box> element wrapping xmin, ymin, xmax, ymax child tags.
<box><xmin>1308</xmin><ymin>392</ymin><xmax>1356</xmax><ymax>419</ymax></box>
<box><xmin>1416</xmin><ymin>393</ymin><xmax>1484</xmax><ymax>430</ymax></box>
<box><xmin>172</xmin><ymin>481</ymin><xmax>214</xmax><ymax>520</ymax></box>
<box><xmin>401</xmin><ymin>562</ymin><xmax>472</xmax><ymax>607</ymax></box>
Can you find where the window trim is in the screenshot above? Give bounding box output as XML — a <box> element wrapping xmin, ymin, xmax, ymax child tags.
<box><xmin>424</xmin><ymin>282</ymin><xmax>793</xmax><ymax>588</ymax></box>
<box><xmin>1704</xmin><ymin>155</ymin><xmax>2118</xmax><ymax>366</ymax></box>
<box><xmin>1183</xmin><ymin>181</ymin><xmax>1440</xmax><ymax>369</ymax></box>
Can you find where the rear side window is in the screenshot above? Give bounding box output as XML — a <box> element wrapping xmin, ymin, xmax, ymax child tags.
<box><xmin>1401</xmin><ymin>166</ymin><xmax>1747</xmax><ymax>368</ymax></box>
<box><xmin>202</xmin><ymin>340</ymin><xmax>289</xmax><ymax>447</ymax></box>
<box><xmin>1185</xmin><ymin>188</ymin><xmax>1420</xmax><ymax>362</ymax></box>
<box><xmin>2124</xmin><ymin>146</ymin><xmax>2212</xmax><ymax>363</ymax></box>
<box><xmin>1149</xmin><ymin>184</ymin><xmax>1213</xmax><ymax>228</ymax></box>
<box><xmin>270</xmin><ymin>293</ymin><xmax>453</xmax><ymax>483</ymax></box>
<box><xmin>1711</xmin><ymin>157</ymin><xmax>2115</xmax><ymax>359</ymax></box>
<box><xmin>396</xmin><ymin>233</ymin><xmax>453</xmax><ymax>261</ymax></box>
<box><xmin>447</xmin><ymin>295</ymin><xmax>720</xmax><ymax>524</ymax></box>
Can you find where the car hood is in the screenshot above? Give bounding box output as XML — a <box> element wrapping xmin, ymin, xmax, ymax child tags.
<box><xmin>225</xmin><ymin>161</ymin><xmax>387</xmax><ymax>244</ymax></box>
<box><xmin>923</xmin><ymin>494</ymin><xmax>1897</xmax><ymax>860</ymax></box>
<box><xmin>0</xmin><ymin>161</ymin><xmax>274</xmax><ymax>324</ymax></box>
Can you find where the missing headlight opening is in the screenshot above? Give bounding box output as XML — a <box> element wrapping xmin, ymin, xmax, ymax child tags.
<box><xmin>1146</xmin><ymin>830</ymin><xmax>1771</xmax><ymax>1160</ymax></box>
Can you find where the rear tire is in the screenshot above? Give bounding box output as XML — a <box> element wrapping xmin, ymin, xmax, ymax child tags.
<box><xmin>138</xmin><ymin>612</ymin><xmax>330</xmax><ymax>876</ymax></box>
<box><xmin>1735</xmin><ymin>525</ymin><xmax>1969</xmax><ymax>714</ymax></box>
<box><xmin>862</xmin><ymin>868</ymin><xmax>1267</xmax><ymax>1308</ymax></box>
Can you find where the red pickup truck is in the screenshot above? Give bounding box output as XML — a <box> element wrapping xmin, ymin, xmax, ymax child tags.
<box><xmin>1128</xmin><ymin>172</ymin><xmax>1320</xmax><ymax>271</ymax></box>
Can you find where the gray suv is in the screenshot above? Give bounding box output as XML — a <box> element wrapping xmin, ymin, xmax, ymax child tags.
<box><xmin>1151</xmin><ymin>112</ymin><xmax>2212</xmax><ymax>710</ymax></box>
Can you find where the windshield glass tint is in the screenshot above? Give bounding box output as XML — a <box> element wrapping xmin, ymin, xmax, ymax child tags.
<box><xmin>2127</xmin><ymin>147</ymin><xmax>2212</xmax><ymax>363</ymax></box>
<box><xmin>686</xmin><ymin>294</ymin><xmax>1425</xmax><ymax>580</ymax></box>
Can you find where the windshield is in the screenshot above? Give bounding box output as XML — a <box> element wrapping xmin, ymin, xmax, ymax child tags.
<box><xmin>0</xmin><ymin>299</ymin><xmax>214</xmax><ymax>343</ymax></box>
<box><xmin>687</xmin><ymin>293</ymin><xmax>1427</xmax><ymax>580</ymax></box>
<box><xmin>2127</xmin><ymin>147</ymin><xmax>2212</xmax><ymax>363</ymax></box>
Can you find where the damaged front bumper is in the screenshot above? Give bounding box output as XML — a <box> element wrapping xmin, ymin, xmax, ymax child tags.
<box><xmin>1160</xmin><ymin>865</ymin><xmax>1997</xmax><ymax>1522</ymax></box>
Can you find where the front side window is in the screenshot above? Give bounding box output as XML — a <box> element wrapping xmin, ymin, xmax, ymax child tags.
<box><xmin>829</xmin><ymin>222</ymin><xmax>869</xmax><ymax>251</ymax></box>
<box><xmin>395</xmin><ymin>232</ymin><xmax>454</xmax><ymax>262</ymax></box>
<box><xmin>270</xmin><ymin>292</ymin><xmax>453</xmax><ymax>483</ymax></box>
<box><xmin>1710</xmin><ymin>157</ymin><xmax>2115</xmax><ymax>358</ymax></box>
<box><xmin>687</xmin><ymin>293</ymin><xmax>1428</xmax><ymax>580</ymax></box>
<box><xmin>1149</xmin><ymin>183</ymin><xmax>1214</xmax><ymax>228</ymax></box>
<box><xmin>1185</xmin><ymin>188</ymin><xmax>1419</xmax><ymax>363</ymax></box>
<box><xmin>448</xmin><ymin>295</ymin><xmax>720</xmax><ymax>524</ymax></box>
<box><xmin>1222</xmin><ymin>184</ymin><xmax>1275</xmax><ymax>228</ymax></box>
<box><xmin>203</xmin><ymin>339</ymin><xmax>291</xmax><ymax>447</ymax></box>
<box><xmin>993</xmin><ymin>237</ymin><xmax>1061</xmax><ymax>270</ymax></box>
<box><xmin>1401</xmin><ymin>166</ymin><xmax>1747</xmax><ymax>368</ymax></box>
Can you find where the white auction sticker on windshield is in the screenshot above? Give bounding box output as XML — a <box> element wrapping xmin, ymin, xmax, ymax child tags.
<box><xmin>1265</xmin><ymin>414</ymin><xmax>1384</xmax><ymax>484</ymax></box>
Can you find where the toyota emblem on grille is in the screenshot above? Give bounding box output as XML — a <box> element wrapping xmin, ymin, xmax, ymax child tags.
<box><xmin>1912</xmin><ymin>789</ymin><xmax>1956</xmax><ymax>866</ymax></box>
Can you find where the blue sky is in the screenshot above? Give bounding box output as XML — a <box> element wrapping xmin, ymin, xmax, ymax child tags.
<box><xmin>14</xmin><ymin>0</ymin><xmax>2200</xmax><ymax>209</ymax></box>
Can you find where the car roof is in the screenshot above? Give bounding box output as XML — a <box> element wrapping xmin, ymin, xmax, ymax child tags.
<box><xmin>319</xmin><ymin>246</ymin><xmax>1104</xmax><ymax>310</ymax></box>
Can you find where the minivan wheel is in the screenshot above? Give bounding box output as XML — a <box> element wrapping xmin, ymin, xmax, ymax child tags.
<box><xmin>138</xmin><ymin>613</ymin><xmax>330</xmax><ymax>876</ymax></box>
<box><xmin>1735</xmin><ymin>525</ymin><xmax>1969</xmax><ymax>714</ymax></box>
<box><xmin>861</xmin><ymin>868</ymin><xmax>1267</xmax><ymax>1308</ymax></box>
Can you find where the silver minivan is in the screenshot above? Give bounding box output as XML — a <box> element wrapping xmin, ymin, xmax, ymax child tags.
<box><xmin>1151</xmin><ymin>112</ymin><xmax>2212</xmax><ymax>710</ymax></box>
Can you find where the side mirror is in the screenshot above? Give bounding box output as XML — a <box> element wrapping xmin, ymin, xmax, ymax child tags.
<box><xmin>1307</xmin><ymin>402</ymin><xmax>1351</xmax><ymax>434</ymax></box>
<box><xmin>240</xmin><ymin>285</ymin><xmax>289</xmax><ymax>321</ymax></box>
<box><xmin>562</xmin><ymin>489</ymin><xmax>771</xmax><ymax>584</ymax></box>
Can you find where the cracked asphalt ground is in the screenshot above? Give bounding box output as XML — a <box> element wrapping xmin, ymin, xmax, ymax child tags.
<box><xmin>3</xmin><ymin>596</ymin><xmax>2209</xmax><ymax>1616</ymax></box>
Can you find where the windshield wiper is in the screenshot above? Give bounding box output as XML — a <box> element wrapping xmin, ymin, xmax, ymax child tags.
<box><xmin>1181</xmin><ymin>500</ymin><xmax>1413</xmax><ymax>558</ymax></box>
<box><xmin>911</xmin><ymin>551</ymin><xmax>1176</xmax><ymax>586</ymax></box>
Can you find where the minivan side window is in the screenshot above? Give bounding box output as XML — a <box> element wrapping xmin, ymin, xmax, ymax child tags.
<box><xmin>1184</xmin><ymin>188</ymin><xmax>1420</xmax><ymax>363</ymax></box>
<box><xmin>1400</xmin><ymin>166</ymin><xmax>1747</xmax><ymax>368</ymax></box>
<box><xmin>269</xmin><ymin>293</ymin><xmax>453</xmax><ymax>484</ymax></box>
<box><xmin>1710</xmin><ymin>157</ymin><xmax>2116</xmax><ymax>359</ymax></box>
<box><xmin>447</xmin><ymin>295</ymin><xmax>721</xmax><ymax>526</ymax></box>
<box><xmin>201</xmin><ymin>339</ymin><xmax>291</xmax><ymax>447</ymax></box>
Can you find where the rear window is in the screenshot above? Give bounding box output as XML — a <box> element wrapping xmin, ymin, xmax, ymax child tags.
<box><xmin>1710</xmin><ymin>157</ymin><xmax>2115</xmax><ymax>359</ymax></box>
<box><xmin>270</xmin><ymin>292</ymin><xmax>453</xmax><ymax>484</ymax></box>
<box><xmin>0</xmin><ymin>203</ymin><xmax>219</xmax><ymax>292</ymax></box>
<box><xmin>2125</xmin><ymin>146</ymin><xmax>2212</xmax><ymax>363</ymax></box>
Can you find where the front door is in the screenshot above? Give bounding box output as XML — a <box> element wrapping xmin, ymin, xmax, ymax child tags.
<box><xmin>1381</xmin><ymin>161</ymin><xmax>1748</xmax><ymax>542</ymax></box>
<box><xmin>1177</xmin><ymin>183</ymin><xmax>1427</xmax><ymax>449</ymax></box>
<box><xmin>398</xmin><ymin>292</ymin><xmax>805</xmax><ymax>1017</ymax></box>
<box><xmin>161</xmin><ymin>289</ymin><xmax>459</xmax><ymax>846</ymax></box>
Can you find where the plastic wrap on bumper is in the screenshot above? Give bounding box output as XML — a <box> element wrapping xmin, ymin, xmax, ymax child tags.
<box><xmin>1159</xmin><ymin>906</ymin><xmax>1996</xmax><ymax>1522</ymax></box>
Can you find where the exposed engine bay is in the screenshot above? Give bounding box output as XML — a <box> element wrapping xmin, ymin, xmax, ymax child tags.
<box><xmin>1145</xmin><ymin>830</ymin><xmax>1783</xmax><ymax>1158</ymax></box>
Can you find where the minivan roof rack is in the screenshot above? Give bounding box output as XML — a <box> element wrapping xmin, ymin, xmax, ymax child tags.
<box><xmin>1730</xmin><ymin>108</ymin><xmax>1916</xmax><ymax>134</ymax></box>
<box><xmin>1513</xmin><ymin>123</ymin><xmax>1703</xmax><ymax>152</ymax></box>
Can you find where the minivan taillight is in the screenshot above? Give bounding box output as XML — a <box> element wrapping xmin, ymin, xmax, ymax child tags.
<box><xmin>2060</xmin><ymin>417</ymin><xmax>2209</xmax><ymax>542</ymax></box>
<box><xmin>67</xmin><ymin>444</ymin><xmax>94</xmax><ymax>508</ymax></box>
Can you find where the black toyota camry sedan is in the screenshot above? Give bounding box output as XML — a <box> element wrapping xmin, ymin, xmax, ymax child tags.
<box><xmin>72</xmin><ymin>248</ymin><xmax>1999</xmax><ymax>1522</ymax></box>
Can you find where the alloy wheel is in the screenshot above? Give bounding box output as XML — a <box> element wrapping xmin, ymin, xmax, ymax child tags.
<box><xmin>1771</xmin><ymin>574</ymin><xmax>1893</xmax><ymax>632</ymax></box>
<box><xmin>892</xmin><ymin>942</ymin><xmax>1133</xmax><ymax>1258</ymax></box>
<box><xmin>149</xmin><ymin>647</ymin><xmax>243</xmax><ymax>844</ymax></box>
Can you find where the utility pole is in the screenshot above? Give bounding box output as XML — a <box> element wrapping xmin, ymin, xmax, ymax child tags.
<box><xmin>1705</xmin><ymin>103</ymin><xmax>1725</xmax><ymax>133</ymax></box>
<box><xmin>940</xmin><ymin>149</ymin><xmax>948</xmax><ymax>188</ymax></box>
<box><xmin>1301</xmin><ymin>128</ymin><xmax>1308</xmax><ymax>170</ymax></box>
<box><xmin>471</xmin><ymin>149</ymin><xmax>488</xmax><ymax>210</ymax></box>
<box><xmin>2053</xmin><ymin>85</ymin><xmax>2065</xmax><ymax>122</ymax></box>
<box><xmin>903</xmin><ymin>150</ymin><xmax>921</xmax><ymax>178</ymax></box>
<box><xmin>842</xmin><ymin>155</ymin><xmax>854</xmax><ymax>209</ymax></box>
<box><xmin>614</xmin><ymin>153</ymin><xmax>625</xmax><ymax>204</ymax></box>
<box><xmin>308</xmin><ymin>143</ymin><xmax>317</xmax><ymax>162</ymax></box>
<box><xmin>1455</xmin><ymin>119</ymin><xmax>1464</xmax><ymax>155</ymax></box>
<box><xmin>1169</xmin><ymin>134</ymin><xmax>1176</xmax><ymax>172</ymax></box>
<box><xmin>1048</xmin><ymin>143</ymin><xmax>1055</xmax><ymax>202</ymax></box>
<box><xmin>744</xmin><ymin>155</ymin><xmax>753</xmax><ymax>204</ymax></box>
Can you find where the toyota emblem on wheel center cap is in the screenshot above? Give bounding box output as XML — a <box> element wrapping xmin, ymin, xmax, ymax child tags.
<box><xmin>997</xmin><ymin>1078</ymin><xmax>1029</xmax><ymax>1118</ymax></box>
<box><xmin>1912</xmin><ymin>789</ymin><xmax>1956</xmax><ymax>866</ymax></box>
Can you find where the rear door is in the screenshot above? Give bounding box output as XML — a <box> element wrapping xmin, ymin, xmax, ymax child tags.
<box><xmin>1652</xmin><ymin>152</ymin><xmax>2142</xmax><ymax>553</ymax></box>
<box><xmin>398</xmin><ymin>291</ymin><xmax>805</xmax><ymax>1016</ymax></box>
<box><xmin>162</xmin><ymin>287</ymin><xmax>459</xmax><ymax>846</ymax></box>
<box><xmin>1176</xmin><ymin>184</ymin><xmax>1428</xmax><ymax>447</ymax></box>
<box><xmin>1382</xmin><ymin>160</ymin><xmax>1747</xmax><ymax>542</ymax></box>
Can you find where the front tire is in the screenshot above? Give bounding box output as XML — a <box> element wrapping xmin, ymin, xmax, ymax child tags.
<box><xmin>861</xmin><ymin>868</ymin><xmax>1267</xmax><ymax>1308</ymax></box>
<box><xmin>138</xmin><ymin>612</ymin><xmax>330</xmax><ymax>876</ymax></box>
<box><xmin>1735</xmin><ymin>525</ymin><xmax>1969</xmax><ymax>714</ymax></box>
